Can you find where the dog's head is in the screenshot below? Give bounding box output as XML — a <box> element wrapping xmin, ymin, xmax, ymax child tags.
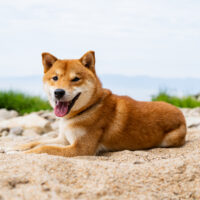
<box><xmin>42</xmin><ymin>51</ymin><xmax>102</xmax><ymax>118</ymax></box>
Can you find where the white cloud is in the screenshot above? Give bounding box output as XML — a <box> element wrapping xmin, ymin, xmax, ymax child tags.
<box><xmin>0</xmin><ymin>0</ymin><xmax>200</xmax><ymax>78</ymax></box>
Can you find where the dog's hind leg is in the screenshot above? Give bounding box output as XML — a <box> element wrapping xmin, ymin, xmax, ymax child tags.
<box><xmin>160</xmin><ymin>124</ymin><xmax>187</xmax><ymax>147</ymax></box>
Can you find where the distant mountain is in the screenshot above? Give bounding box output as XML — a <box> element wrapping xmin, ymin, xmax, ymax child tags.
<box><xmin>0</xmin><ymin>75</ymin><xmax>45</xmax><ymax>97</ymax></box>
<box><xmin>99</xmin><ymin>74</ymin><xmax>200</xmax><ymax>100</ymax></box>
<box><xmin>1</xmin><ymin>74</ymin><xmax>200</xmax><ymax>100</ymax></box>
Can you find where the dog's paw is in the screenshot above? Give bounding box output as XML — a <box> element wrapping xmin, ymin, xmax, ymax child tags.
<box><xmin>7</xmin><ymin>141</ymin><xmax>40</xmax><ymax>152</ymax></box>
<box><xmin>4</xmin><ymin>145</ymin><xmax>28</xmax><ymax>153</ymax></box>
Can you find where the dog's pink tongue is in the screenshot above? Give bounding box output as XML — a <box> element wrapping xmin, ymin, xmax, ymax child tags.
<box><xmin>54</xmin><ymin>102</ymin><xmax>69</xmax><ymax>117</ymax></box>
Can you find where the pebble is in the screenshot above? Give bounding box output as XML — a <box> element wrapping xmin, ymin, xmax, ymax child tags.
<box><xmin>0</xmin><ymin>147</ymin><xmax>5</xmax><ymax>153</ymax></box>
<box><xmin>9</xmin><ymin>127</ymin><xmax>23</xmax><ymax>136</ymax></box>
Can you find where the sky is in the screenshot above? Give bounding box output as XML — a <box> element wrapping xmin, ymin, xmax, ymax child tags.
<box><xmin>0</xmin><ymin>0</ymin><xmax>200</xmax><ymax>78</ymax></box>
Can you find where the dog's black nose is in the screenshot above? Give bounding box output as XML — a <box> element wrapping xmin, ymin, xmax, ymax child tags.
<box><xmin>54</xmin><ymin>89</ymin><xmax>65</xmax><ymax>99</ymax></box>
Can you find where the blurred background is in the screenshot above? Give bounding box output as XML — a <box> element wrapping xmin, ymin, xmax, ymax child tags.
<box><xmin>1</xmin><ymin>0</ymin><xmax>200</xmax><ymax>101</ymax></box>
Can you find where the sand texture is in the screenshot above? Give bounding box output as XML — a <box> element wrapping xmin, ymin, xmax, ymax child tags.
<box><xmin>0</xmin><ymin>108</ymin><xmax>200</xmax><ymax>200</ymax></box>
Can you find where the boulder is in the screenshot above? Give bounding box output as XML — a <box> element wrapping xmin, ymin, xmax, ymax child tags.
<box><xmin>0</xmin><ymin>113</ymin><xmax>51</xmax><ymax>135</ymax></box>
<box><xmin>35</xmin><ymin>110</ymin><xmax>56</xmax><ymax>122</ymax></box>
<box><xmin>9</xmin><ymin>127</ymin><xmax>23</xmax><ymax>136</ymax></box>
<box><xmin>180</xmin><ymin>108</ymin><xmax>200</xmax><ymax>129</ymax></box>
<box><xmin>0</xmin><ymin>109</ymin><xmax>18</xmax><ymax>121</ymax></box>
<box><xmin>0</xmin><ymin>130</ymin><xmax>9</xmax><ymax>137</ymax></box>
<box><xmin>22</xmin><ymin>129</ymin><xmax>40</xmax><ymax>137</ymax></box>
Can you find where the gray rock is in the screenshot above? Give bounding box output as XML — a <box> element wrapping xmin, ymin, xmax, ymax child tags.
<box><xmin>22</xmin><ymin>129</ymin><xmax>39</xmax><ymax>137</ymax></box>
<box><xmin>0</xmin><ymin>113</ymin><xmax>52</xmax><ymax>135</ymax></box>
<box><xmin>180</xmin><ymin>108</ymin><xmax>200</xmax><ymax>129</ymax></box>
<box><xmin>0</xmin><ymin>109</ymin><xmax>18</xmax><ymax>121</ymax></box>
<box><xmin>9</xmin><ymin>127</ymin><xmax>23</xmax><ymax>136</ymax></box>
<box><xmin>0</xmin><ymin>127</ymin><xmax>9</xmax><ymax>137</ymax></box>
<box><xmin>1</xmin><ymin>130</ymin><xmax>9</xmax><ymax>137</ymax></box>
<box><xmin>37</xmin><ymin>111</ymin><xmax>56</xmax><ymax>122</ymax></box>
<box><xmin>0</xmin><ymin>147</ymin><xmax>5</xmax><ymax>153</ymax></box>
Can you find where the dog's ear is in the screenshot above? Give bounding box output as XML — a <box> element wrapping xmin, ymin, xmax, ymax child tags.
<box><xmin>80</xmin><ymin>51</ymin><xmax>95</xmax><ymax>73</ymax></box>
<box><xmin>41</xmin><ymin>52</ymin><xmax>57</xmax><ymax>73</ymax></box>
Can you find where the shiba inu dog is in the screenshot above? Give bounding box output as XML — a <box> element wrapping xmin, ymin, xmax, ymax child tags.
<box><xmin>15</xmin><ymin>51</ymin><xmax>187</xmax><ymax>157</ymax></box>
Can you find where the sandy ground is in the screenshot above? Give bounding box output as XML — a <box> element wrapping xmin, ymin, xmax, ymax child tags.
<box><xmin>0</xmin><ymin>127</ymin><xmax>199</xmax><ymax>200</ymax></box>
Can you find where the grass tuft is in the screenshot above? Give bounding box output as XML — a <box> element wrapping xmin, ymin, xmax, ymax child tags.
<box><xmin>1</xmin><ymin>90</ymin><xmax>199</xmax><ymax>115</ymax></box>
<box><xmin>152</xmin><ymin>91</ymin><xmax>200</xmax><ymax>108</ymax></box>
<box><xmin>0</xmin><ymin>90</ymin><xmax>52</xmax><ymax>115</ymax></box>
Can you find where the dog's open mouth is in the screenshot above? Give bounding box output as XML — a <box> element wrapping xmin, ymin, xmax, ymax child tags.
<box><xmin>54</xmin><ymin>93</ymin><xmax>81</xmax><ymax>117</ymax></box>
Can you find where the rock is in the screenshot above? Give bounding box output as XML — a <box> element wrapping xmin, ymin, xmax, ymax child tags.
<box><xmin>0</xmin><ymin>147</ymin><xmax>5</xmax><ymax>153</ymax></box>
<box><xmin>35</xmin><ymin>110</ymin><xmax>58</xmax><ymax>131</ymax></box>
<box><xmin>22</xmin><ymin>129</ymin><xmax>40</xmax><ymax>137</ymax></box>
<box><xmin>186</xmin><ymin>117</ymin><xmax>200</xmax><ymax>128</ymax></box>
<box><xmin>0</xmin><ymin>129</ymin><xmax>9</xmax><ymax>137</ymax></box>
<box><xmin>36</xmin><ymin>110</ymin><xmax>56</xmax><ymax>122</ymax></box>
<box><xmin>2</xmin><ymin>131</ymin><xmax>9</xmax><ymax>137</ymax></box>
<box><xmin>192</xmin><ymin>93</ymin><xmax>200</xmax><ymax>101</ymax></box>
<box><xmin>0</xmin><ymin>127</ymin><xmax>9</xmax><ymax>133</ymax></box>
<box><xmin>9</xmin><ymin>127</ymin><xmax>23</xmax><ymax>136</ymax></box>
<box><xmin>0</xmin><ymin>113</ymin><xmax>52</xmax><ymax>135</ymax></box>
<box><xmin>0</xmin><ymin>109</ymin><xmax>18</xmax><ymax>121</ymax></box>
<box><xmin>180</xmin><ymin>108</ymin><xmax>200</xmax><ymax>129</ymax></box>
<box><xmin>181</xmin><ymin>107</ymin><xmax>200</xmax><ymax>117</ymax></box>
<box><xmin>50</xmin><ymin>121</ymin><xmax>59</xmax><ymax>131</ymax></box>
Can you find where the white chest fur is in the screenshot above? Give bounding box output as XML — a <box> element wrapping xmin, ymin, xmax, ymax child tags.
<box><xmin>59</xmin><ymin>118</ymin><xmax>86</xmax><ymax>145</ymax></box>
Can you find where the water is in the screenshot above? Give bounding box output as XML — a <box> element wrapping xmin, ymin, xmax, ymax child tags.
<box><xmin>0</xmin><ymin>75</ymin><xmax>200</xmax><ymax>101</ymax></box>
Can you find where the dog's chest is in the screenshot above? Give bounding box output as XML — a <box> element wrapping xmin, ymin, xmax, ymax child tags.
<box><xmin>59</xmin><ymin>119</ymin><xmax>86</xmax><ymax>145</ymax></box>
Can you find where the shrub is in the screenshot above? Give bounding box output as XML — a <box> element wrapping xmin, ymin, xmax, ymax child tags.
<box><xmin>0</xmin><ymin>90</ymin><xmax>52</xmax><ymax>115</ymax></box>
<box><xmin>152</xmin><ymin>91</ymin><xmax>200</xmax><ymax>108</ymax></box>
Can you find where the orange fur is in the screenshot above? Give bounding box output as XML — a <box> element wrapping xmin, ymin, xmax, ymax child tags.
<box><xmin>20</xmin><ymin>51</ymin><xmax>186</xmax><ymax>157</ymax></box>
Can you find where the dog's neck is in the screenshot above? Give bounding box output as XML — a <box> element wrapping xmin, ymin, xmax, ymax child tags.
<box><xmin>63</xmin><ymin>88</ymin><xmax>111</xmax><ymax>120</ymax></box>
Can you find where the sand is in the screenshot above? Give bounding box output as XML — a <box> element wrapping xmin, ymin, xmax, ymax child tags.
<box><xmin>0</xmin><ymin>129</ymin><xmax>199</xmax><ymax>200</ymax></box>
<box><xmin>0</xmin><ymin>108</ymin><xmax>200</xmax><ymax>199</ymax></box>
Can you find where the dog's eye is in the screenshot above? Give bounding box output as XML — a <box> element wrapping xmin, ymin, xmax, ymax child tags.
<box><xmin>71</xmin><ymin>77</ymin><xmax>80</xmax><ymax>82</ymax></box>
<box><xmin>52</xmin><ymin>76</ymin><xmax>58</xmax><ymax>81</ymax></box>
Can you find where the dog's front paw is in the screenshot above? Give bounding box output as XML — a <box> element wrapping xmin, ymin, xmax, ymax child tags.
<box><xmin>3</xmin><ymin>146</ymin><xmax>22</xmax><ymax>154</ymax></box>
<box><xmin>10</xmin><ymin>141</ymin><xmax>40</xmax><ymax>152</ymax></box>
<box><xmin>4</xmin><ymin>145</ymin><xmax>25</xmax><ymax>152</ymax></box>
<box><xmin>2</xmin><ymin>146</ymin><xmax>28</xmax><ymax>155</ymax></box>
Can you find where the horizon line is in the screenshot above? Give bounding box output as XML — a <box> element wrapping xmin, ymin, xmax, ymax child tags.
<box><xmin>1</xmin><ymin>74</ymin><xmax>200</xmax><ymax>80</ymax></box>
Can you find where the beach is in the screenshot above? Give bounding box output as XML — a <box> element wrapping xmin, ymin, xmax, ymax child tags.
<box><xmin>0</xmin><ymin>108</ymin><xmax>199</xmax><ymax>199</ymax></box>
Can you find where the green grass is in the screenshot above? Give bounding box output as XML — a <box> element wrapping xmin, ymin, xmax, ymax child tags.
<box><xmin>0</xmin><ymin>90</ymin><xmax>52</xmax><ymax>115</ymax></box>
<box><xmin>152</xmin><ymin>91</ymin><xmax>200</xmax><ymax>108</ymax></box>
<box><xmin>1</xmin><ymin>90</ymin><xmax>199</xmax><ymax>115</ymax></box>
